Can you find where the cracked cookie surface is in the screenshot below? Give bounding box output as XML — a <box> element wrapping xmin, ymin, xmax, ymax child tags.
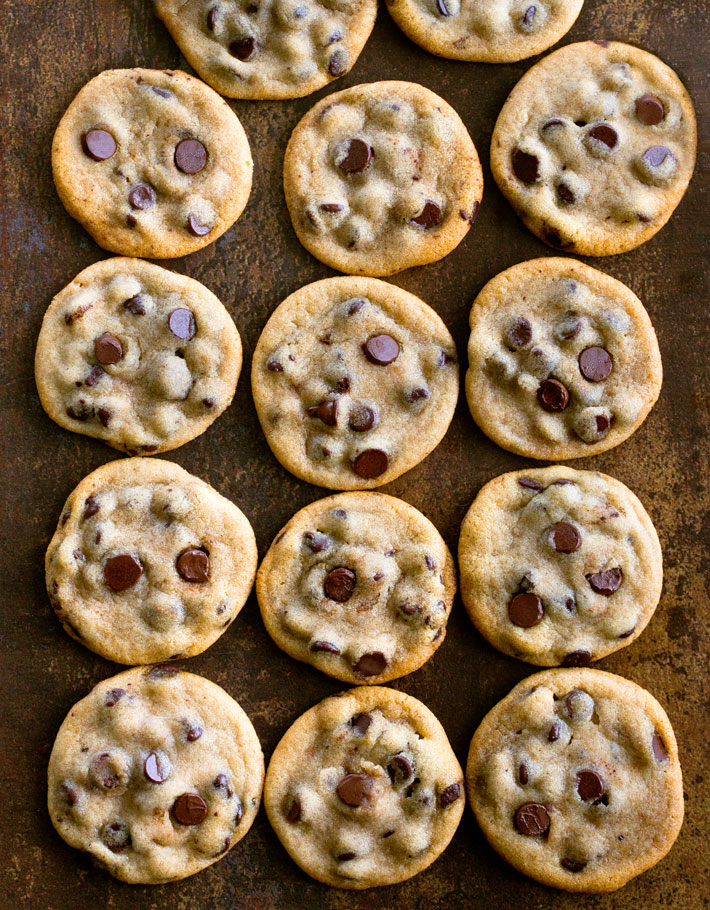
<box><xmin>490</xmin><ymin>41</ymin><xmax>696</xmax><ymax>255</ymax></box>
<box><xmin>35</xmin><ymin>258</ymin><xmax>241</xmax><ymax>454</ymax></box>
<box><xmin>458</xmin><ymin>466</ymin><xmax>662</xmax><ymax>667</ymax></box>
<box><xmin>466</xmin><ymin>668</ymin><xmax>683</xmax><ymax>891</ymax></box>
<box><xmin>251</xmin><ymin>277</ymin><xmax>458</xmax><ymax>489</ymax></box>
<box><xmin>264</xmin><ymin>686</ymin><xmax>464</xmax><ymax>887</ymax></box>
<box><xmin>155</xmin><ymin>0</ymin><xmax>377</xmax><ymax>100</ymax></box>
<box><xmin>283</xmin><ymin>81</ymin><xmax>483</xmax><ymax>275</ymax></box>
<box><xmin>52</xmin><ymin>68</ymin><xmax>252</xmax><ymax>257</ymax></box>
<box><xmin>46</xmin><ymin>458</ymin><xmax>258</xmax><ymax>664</ymax></box>
<box><xmin>48</xmin><ymin>666</ymin><xmax>264</xmax><ymax>884</ymax></box>
<box><xmin>465</xmin><ymin>258</ymin><xmax>662</xmax><ymax>460</ymax></box>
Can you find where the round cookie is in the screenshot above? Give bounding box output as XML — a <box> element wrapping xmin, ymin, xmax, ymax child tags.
<box><xmin>48</xmin><ymin>666</ymin><xmax>264</xmax><ymax>884</ymax></box>
<box><xmin>46</xmin><ymin>458</ymin><xmax>258</xmax><ymax>665</ymax></box>
<box><xmin>251</xmin><ymin>276</ymin><xmax>459</xmax><ymax>489</ymax></box>
<box><xmin>35</xmin><ymin>257</ymin><xmax>242</xmax><ymax>455</ymax></box>
<box><xmin>257</xmin><ymin>492</ymin><xmax>456</xmax><ymax>683</ymax></box>
<box><xmin>387</xmin><ymin>0</ymin><xmax>583</xmax><ymax>63</ymax></box>
<box><xmin>458</xmin><ymin>466</ymin><xmax>662</xmax><ymax>667</ymax></box>
<box><xmin>466</xmin><ymin>668</ymin><xmax>683</xmax><ymax>892</ymax></box>
<box><xmin>264</xmin><ymin>686</ymin><xmax>464</xmax><ymax>888</ymax></box>
<box><xmin>52</xmin><ymin>68</ymin><xmax>253</xmax><ymax>257</ymax></box>
<box><xmin>490</xmin><ymin>41</ymin><xmax>697</xmax><ymax>256</ymax></box>
<box><xmin>155</xmin><ymin>0</ymin><xmax>377</xmax><ymax>101</ymax></box>
<box><xmin>283</xmin><ymin>81</ymin><xmax>483</xmax><ymax>276</ymax></box>
<box><xmin>465</xmin><ymin>258</ymin><xmax>662</xmax><ymax>459</ymax></box>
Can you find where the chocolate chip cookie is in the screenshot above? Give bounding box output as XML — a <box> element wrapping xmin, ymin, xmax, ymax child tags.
<box><xmin>264</xmin><ymin>686</ymin><xmax>464</xmax><ymax>887</ymax></box>
<box><xmin>257</xmin><ymin>492</ymin><xmax>455</xmax><ymax>682</ymax></box>
<box><xmin>48</xmin><ymin>666</ymin><xmax>264</xmax><ymax>883</ymax></box>
<box><xmin>251</xmin><ymin>277</ymin><xmax>459</xmax><ymax>489</ymax></box>
<box><xmin>465</xmin><ymin>258</ymin><xmax>662</xmax><ymax>459</ymax></box>
<box><xmin>466</xmin><ymin>668</ymin><xmax>684</xmax><ymax>891</ymax></box>
<box><xmin>458</xmin><ymin>466</ymin><xmax>662</xmax><ymax>667</ymax></box>
<box><xmin>491</xmin><ymin>41</ymin><xmax>697</xmax><ymax>255</ymax></box>
<box><xmin>387</xmin><ymin>0</ymin><xmax>583</xmax><ymax>63</ymax></box>
<box><xmin>35</xmin><ymin>257</ymin><xmax>242</xmax><ymax>454</ymax></box>
<box><xmin>155</xmin><ymin>0</ymin><xmax>377</xmax><ymax>100</ymax></box>
<box><xmin>46</xmin><ymin>458</ymin><xmax>258</xmax><ymax>664</ymax></box>
<box><xmin>283</xmin><ymin>81</ymin><xmax>483</xmax><ymax>275</ymax></box>
<box><xmin>52</xmin><ymin>68</ymin><xmax>253</xmax><ymax>257</ymax></box>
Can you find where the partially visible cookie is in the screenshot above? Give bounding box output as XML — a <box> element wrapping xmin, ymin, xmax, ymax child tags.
<box><xmin>283</xmin><ymin>81</ymin><xmax>483</xmax><ymax>275</ymax></box>
<box><xmin>252</xmin><ymin>277</ymin><xmax>459</xmax><ymax>489</ymax></box>
<box><xmin>264</xmin><ymin>686</ymin><xmax>464</xmax><ymax>887</ymax></box>
<box><xmin>48</xmin><ymin>666</ymin><xmax>264</xmax><ymax>884</ymax></box>
<box><xmin>35</xmin><ymin>257</ymin><xmax>241</xmax><ymax>454</ymax></box>
<box><xmin>458</xmin><ymin>466</ymin><xmax>663</xmax><ymax>667</ymax></box>
<box><xmin>257</xmin><ymin>492</ymin><xmax>455</xmax><ymax>683</ymax></box>
<box><xmin>46</xmin><ymin>458</ymin><xmax>257</xmax><ymax>665</ymax></box>
<box><xmin>466</xmin><ymin>668</ymin><xmax>684</xmax><ymax>892</ymax></box>
<box><xmin>155</xmin><ymin>0</ymin><xmax>377</xmax><ymax>100</ymax></box>
<box><xmin>387</xmin><ymin>0</ymin><xmax>583</xmax><ymax>63</ymax></box>
<box><xmin>490</xmin><ymin>41</ymin><xmax>697</xmax><ymax>255</ymax></box>
<box><xmin>465</xmin><ymin>257</ymin><xmax>662</xmax><ymax>460</ymax></box>
<box><xmin>52</xmin><ymin>68</ymin><xmax>252</xmax><ymax>257</ymax></box>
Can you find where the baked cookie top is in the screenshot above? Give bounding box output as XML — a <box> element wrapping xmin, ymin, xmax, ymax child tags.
<box><xmin>48</xmin><ymin>666</ymin><xmax>264</xmax><ymax>884</ymax></box>
<box><xmin>35</xmin><ymin>257</ymin><xmax>242</xmax><ymax>454</ymax></box>
<box><xmin>458</xmin><ymin>466</ymin><xmax>663</xmax><ymax>667</ymax></box>
<box><xmin>264</xmin><ymin>686</ymin><xmax>464</xmax><ymax>888</ymax></box>
<box><xmin>251</xmin><ymin>277</ymin><xmax>459</xmax><ymax>489</ymax></box>
<box><xmin>155</xmin><ymin>0</ymin><xmax>377</xmax><ymax>100</ymax></box>
<box><xmin>46</xmin><ymin>458</ymin><xmax>257</xmax><ymax>665</ymax></box>
<box><xmin>490</xmin><ymin>41</ymin><xmax>697</xmax><ymax>256</ymax></box>
<box><xmin>466</xmin><ymin>669</ymin><xmax>684</xmax><ymax>892</ymax></box>
<box><xmin>387</xmin><ymin>0</ymin><xmax>583</xmax><ymax>63</ymax></box>
<box><xmin>283</xmin><ymin>81</ymin><xmax>483</xmax><ymax>276</ymax></box>
<box><xmin>465</xmin><ymin>257</ymin><xmax>662</xmax><ymax>460</ymax></box>
<box><xmin>257</xmin><ymin>492</ymin><xmax>456</xmax><ymax>683</ymax></box>
<box><xmin>52</xmin><ymin>68</ymin><xmax>253</xmax><ymax>257</ymax></box>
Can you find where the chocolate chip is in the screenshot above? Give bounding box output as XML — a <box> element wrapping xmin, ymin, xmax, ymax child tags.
<box><xmin>152</xmin><ymin>86</ymin><xmax>172</xmax><ymax>99</ymax></box>
<box><xmin>410</xmin><ymin>200</ymin><xmax>442</xmax><ymax>229</ymax></box>
<box><xmin>504</xmin><ymin>316</ymin><xmax>533</xmax><ymax>350</ymax></box>
<box><xmin>349</xmin><ymin>404</ymin><xmax>376</xmax><ymax>432</ymax></box>
<box><xmin>353</xmin><ymin>449</ymin><xmax>388</xmax><ymax>479</ymax></box>
<box><xmin>643</xmin><ymin>145</ymin><xmax>674</xmax><ymax>168</ymax></box>
<box><xmin>439</xmin><ymin>783</ymin><xmax>461</xmax><ymax>808</ymax></box>
<box><xmin>618</xmin><ymin>626</ymin><xmax>636</xmax><ymax>639</ymax></box>
<box><xmin>636</xmin><ymin>93</ymin><xmax>664</xmax><ymax>126</ymax></box>
<box><xmin>168</xmin><ymin>308</ymin><xmax>196</xmax><ymax>340</ymax></box>
<box><xmin>90</xmin><ymin>752</ymin><xmax>122</xmax><ymax>790</ymax></box>
<box><xmin>549</xmin><ymin>522</ymin><xmax>581</xmax><ymax>553</ymax></box>
<box><xmin>230</xmin><ymin>36</ymin><xmax>256</xmax><ymax>60</ymax></box>
<box><xmin>128</xmin><ymin>183</ymin><xmax>155</xmax><ymax>210</ymax></box>
<box><xmin>576</xmin><ymin>769</ymin><xmax>605</xmax><ymax>801</ymax></box>
<box><xmin>548</xmin><ymin>721</ymin><xmax>562</xmax><ymax>742</ymax></box>
<box><xmin>105</xmin><ymin>688</ymin><xmax>125</xmax><ymax>707</ymax></box>
<box><xmin>62</xmin><ymin>782</ymin><xmax>77</xmax><ymax>806</ymax></box>
<box><xmin>97</xmin><ymin>407</ymin><xmax>111</xmax><ymax>427</ymax></box>
<box><xmin>337</xmin><ymin>852</ymin><xmax>356</xmax><ymax>861</ymax></box>
<box><xmin>512</xmin><ymin>149</ymin><xmax>539</xmax><ymax>184</ymax></box>
<box><xmin>147</xmin><ymin>664</ymin><xmax>179</xmax><ymax>679</ymax></box>
<box><xmin>460</xmin><ymin>201</ymin><xmax>480</xmax><ymax>224</ymax></box>
<box><xmin>561</xmin><ymin>858</ymin><xmax>586</xmax><ymax>872</ymax></box>
<box><xmin>595</xmin><ymin>412</ymin><xmax>611</xmax><ymax>434</ymax></box>
<box><xmin>176</xmin><ymin>547</ymin><xmax>210</xmax><ymax>583</ymax></box>
<box><xmin>588</xmin><ymin>123</ymin><xmax>618</xmax><ymax>148</ymax></box>
<box><xmin>518</xmin><ymin>477</ymin><xmax>544</xmax><ymax>492</ymax></box>
<box><xmin>126</xmin><ymin>214</ymin><xmax>137</xmax><ymax>227</ymax></box>
<box><xmin>144</xmin><ymin>751</ymin><xmax>172</xmax><ymax>783</ymax></box>
<box><xmin>328</xmin><ymin>49</ymin><xmax>347</xmax><ymax>77</ymax></box>
<box><xmin>521</xmin><ymin>5</ymin><xmax>535</xmax><ymax>28</ymax></box>
<box><xmin>104</xmin><ymin>554</ymin><xmax>143</xmax><ymax>592</ymax></box>
<box><xmin>66</xmin><ymin>402</ymin><xmax>92</xmax><ymax>422</ymax></box>
<box><xmin>557</xmin><ymin>182</ymin><xmax>575</xmax><ymax>205</ymax></box>
<box><xmin>405</xmin><ymin>387</ymin><xmax>429</xmax><ymax>403</ymax></box>
<box><xmin>354</xmin><ymin>651</ymin><xmax>387</xmax><ymax>676</ymax></box>
<box><xmin>206</xmin><ymin>7</ymin><xmax>218</xmax><ymax>29</ymax></box>
<box><xmin>287</xmin><ymin>798</ymin><xmax>301</xmax><ymax>822</ymax></box>
<box><xmin>267</xmin><ymin>360</ymin><xmax>283</xmax><ymax>373</ymax></box>
<box><xmin>541</xmin><ymin>118</ymin><xmax>564</xmax><ymax>133</ymax></box>
<box><xmin>652</xmin><ymin>732</ymin><xmax>668</xmax><ymax>761</ymax></box>
<box><xmin>350</xmin><ymin>713</ymin><xmax>372</xmax><ymax>734</ymax></box>
<box><xmin>347</xmin><ymin>298</ymin><xmax>366</xmax><ymax>315</ymax></box>
<box><xmin>437</xmin><ymin>0</ymin><xmax>449</xmax><ymax>14</ymax></box>
<box><xmin>212</xmin><ymin>775</ymin><xmax>233</xmax><ymax>800</ymax></box>
<box><xmin>82</xmin><ymin>129</ymin><xmax>116</xmax><ymax>161</ymax></box>
<box><xmin>304</xmin><ymin>531</ymin><xmax>329</xmax><ymax>553</ymax></box>
<box><xmin>562</xmin><ymin>650</ymin><xmax>592</xmax><ymax>667</ymax></box>
<box><xmin>101</xmin><ymin>820</ymin><xmax>131</xmax><ymax>852</ymax></box>
<box><xmin>336</xmin><ymin>773</ymin><xmax>374</xmax><ymax>807</ymax></box>
<box><xmin>83</xmin><ymin>496</ymin><xmax>99</xmax><ymax>519</ymax></box>
<box><xmin>554</xmin><ymin>311</ymin><xmax>582</xmax><ymax>341</ymax></box>
<box><xmin>579</xmin><ymin>346</ymin><xmax>612</xmax><ymax>382</ymax></box>
<box><xmin>339</xmin><ymin>138</ymin><xmax>373</xmax><ymax>174</ymax></box>
<box><xmin>387</xmin><ymin>754</ymin><xmax>413</xmax><ymax>783</ymax></box>
<box><xmin>124</xmin><ymin>294</ymin><xmax>146</xmax><ymax>315</ymax></box>
<box><xmin>324</xmin><ymin>567</ymin><xmax>356</xmax><ymax>602</ymax></box>
<box><xmin>508</xmin><ymin>592</ymin><xmax>544</xmax><ymax>628</ymax></box>
<box><xmin>307</xmin><ymin>399</ymin><xmax>337</xmax><ymax>426</ymax></box>
<box><xmin>310</xmin><ymin>640</ymin><xmax>340</xmax><ymax>654</ymax></box>
<box><xmin>174</xmin><ymin>138</ymin><xmax>207</xmax><ymax>175</ymax></box>
<box><xmin>94</xmin><ymin>333</ymin><xmax>123</xmax><ymax>365</ymax></box>
<box><xmin>537</xmin><ymin>378</ymin><xmax>570</xmax><ymax>412</ymax></box>
<box><xmin>173</xmin><ymin>792</ymin><xmax>208</xmax><ymax>825</ymax></box>
<box><xmin>320</xmin><ymin>202</ymin><xmax>343</xmax><ymax>213</ymax></box>
<box><xmin>586</xmin><ymin>567</ymin><xmax>623</xmax><ymax>595</ymax></box>
<box><xmin>514</xmin><ymin>803</ymin><xmax>550</xmax><ymax>836</ymax></box>
<box><xmin>363</xmin><ymin>334</ymin><xmax>399</xmax><ymax>365</ymax></box>
<box><xmin>518</xmin><ymin>763</ymin><xmax>529</xmax><ymax>785</ymax></box>
<box><xmin>184</xmin><ymin>722</ymin><xmax>204</xmax><ymax>742</ymax></box>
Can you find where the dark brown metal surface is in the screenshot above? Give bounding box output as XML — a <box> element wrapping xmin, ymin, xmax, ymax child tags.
<box><xmin>1</xmin><ymin>1</ymin><xmax>708</xmax><ymax>907</ymax></box>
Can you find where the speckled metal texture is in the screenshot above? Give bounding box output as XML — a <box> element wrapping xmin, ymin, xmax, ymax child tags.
<box><xmin>1</xmin><ymin>1</ymin><xmax>708</xmax><ymax>907</ymax></box>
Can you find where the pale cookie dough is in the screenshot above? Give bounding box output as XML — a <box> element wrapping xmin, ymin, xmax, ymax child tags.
<box><xmin>257</xmin><ymin>492</ymin><xmax>456</xmax><ymax>682</ymax></box>
<box><xmin>466</xmin><ymin>258</ymin><xmax>662</xmax><ymax>460</ymax></box>
<box><xmin>458</xmin><ymin>466</ymin><xmax>662</xmax><ymax>667</ymax></box>
<box><xmin>283</xmin><ymin>81</ymin><xmax>483</xmax><ymax>275</ymax></box>
<box><xmin>466</xmin><ymin>668</ymin><xmax>684</xmax><ymax>892</ymax></box>
<box><xmin>35</xmin><ymin>258</ymin><xmax>242</xmax><ymax>454</ymax></box>
<box><xmin>491</xmin><ymin>41</ymin><xmax>697</xmax><ymax>255</ymax></box>
<box><xmin>252</xmin><ymin>277</ymin><xmax>459</xmax><ymax>489</ymax></box>
<box><xmin>264</xmin><ymin>686</ymin><xmax>464</xmax><ymax>887</ymax></box>
<box><xmin>155</xmin><ymin>0</ymin><xmax>377</xmax><ymax>100</ymax></box>
<box><xmin>52</xmin><ymin>68</ymin><xmax>253</xmax><ymax>257</ymax></box>
<box><xmin>387</xmin><ymin>0</ymin><xmax>583</xmax><ymax>63</ymax></box>
<box><xmin>46</xmin><ymin>458</ymin><xmax>257</xmax><ymax>665</ymax></box>
<box><xmin>48</xmin><ymin>666</ymin><xmax>264</xmax><ymax>884</ymax></box>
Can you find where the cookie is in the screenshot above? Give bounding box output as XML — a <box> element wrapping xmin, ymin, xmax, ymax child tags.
<box><xmin>155</xmin><ymin>0</ymin><xmax>377</xmax><ymax>101</ymax></box>
<box><xmin>458</xmin><ymin>466</ymin><xmax>662</xmax><ymax>667</ymax></box>
<box><xmin>466</xmin><ymin>668</ymin><xmax>684</xmax><ymax>892</ymax></box>
<box><xmin>47</xmin><ymin>666</ymin><xmax>264</xmax><ymax>884</ymax></box>
<box><xmin>387</xmin><ymin>0</ymin><xmax>583</xmax><ymax>63</ymax></box>
<box><xmin>46</xmin><ymin>458</ymin><xmax>258</xmax><ymax>665</ymax></box>
<box><xmin>35</xmin><ymin>257</ymin><xmax>242</xmax><ymax>454</ymax></box>
<box><xmin>490</xmin><ymin>41</ymin><xmax>697</xmax><ymax>255</ymax></box>
<box><xmin>465</xmin><ymin>258</ymin><xmax>662</xmax><ymax>459</ymax></box>
<box><xmin>264</xmin><ymin>686</ymin><xmax>464</xmax><ymax>887</ymax></box>
<box><xmin>283</xmin><ymin>80</ymin><xmax>483</xmax><ymax>275</ymax></box>
<box><xmin>257</xmin><ymin>492</ymin><xmax>455</xmax><ymax>683</ymax></box>
<box><xmin>52</xmin><ymin>68</ymin><xmax>253</xmax><ymax>257</ymax></box>
<box><xmin>251</xmin><ymin>276</ymin><xmax>459</xmax><ymax>489</ymax></box>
